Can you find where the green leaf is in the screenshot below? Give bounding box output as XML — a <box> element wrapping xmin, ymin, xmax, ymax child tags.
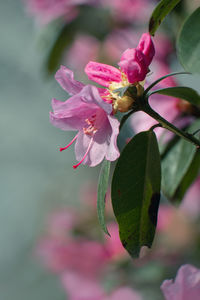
<box><xmin>149</xmin><ymin>0</ymin><xmax>181</xmax><ymax>36</ymax></box>
<box><xmin>177</xmin><ymin>7</ymin><xmax>200</xmax><ymax>74</ymax></box>
<box><xmin>144</xmin><ymin>72</ymin><xmax>190</xmax><ymax>96</ymax></box>
<box><xmin>162</xmin><ymin>119</ymin><xmax>200</xmax><ymax>198</ymax></box>
<box><xmin>149</xmin><ymin>86</ymin><xmax>200</xmax><ymax>106</ymax></box>
<box><xmin>111</xmin><ymin>131</ymin><xmax>161</xmax><ymax>258</ymax></box>
<box><xmin>173</xmin><ymin>151</ymin><xmax>200</xmax><ymax>203</ymax></box>
<box><xmin>97</xmin><ymin>160</ymin><xmax>111</xmax><ymax>235</ymax></box>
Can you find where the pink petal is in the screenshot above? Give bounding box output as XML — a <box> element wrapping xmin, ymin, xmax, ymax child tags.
<box><xmin>79</xmin><ymin>85</ymin><xmax>112</xmax><ymax>114</ymax></box>
<box><xmin>108</xmin><ymin>287</ymin><xmax>142</xmax><ymax>300</ymax></box>
<box><xmin>137</xmin><ymin>33</ymin><xmax>155</xmax><ymax>66</ymax></box>
<box><xmin>85</xmin><ymin>61</ymin><xmax>121</xmax><ymax>87</ymax></box>
<box><xmin>119</xmin><ymin>49</ymin><xmax>148</xmax><ymax>83</ymax></box>
<box><xmin>55</xmin><ymin>65</ymin><xmax>84</xmax><ymax>95</ymax></box>
<box><xmin>75</xmin><ymin>127</ymin><xmax>109</xmax><ymax>167</ymax></box>
<box><xmin>50</xmin><ymin>97</ymin><xmax>96</xmax><ymax>131</ymax></box>
<box><xmin>61</xmin><ymin>272</ymin><xmax>105</xmax><ymax>300</ymax></box>
<box><xmin>180</xmin><ymin>176</ymin><xmax>200</xmax><ymax>219</ymax></box>
<box><xmin>106</xmin><ymin>115</ymin><xmax>120</xmax><ymax>161</ymax></box>
<box><xmin>161</xmin><ymin>264</ymin><xmax>200</xmax><ymax>300</ymax></box>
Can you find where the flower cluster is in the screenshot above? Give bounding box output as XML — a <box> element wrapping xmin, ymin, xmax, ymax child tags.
<box><xmin>50</xmin><ymin>33</ymin><xmax>155</xmax><ymax>168</ymax></box>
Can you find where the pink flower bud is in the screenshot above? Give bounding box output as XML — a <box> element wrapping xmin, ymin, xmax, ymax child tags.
<box><xmin>137</xmin><ymin>33</ymin><xmax>155</xmax><ymax>66</ymax></box>
<box><xmin>118</xmin><ymin>48</ymin><xmax>148</xmax><ymax>83</ymax></box>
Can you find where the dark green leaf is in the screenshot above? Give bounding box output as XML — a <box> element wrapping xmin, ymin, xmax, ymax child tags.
<box><xmin>144</xmin><ymin>72</ymin><xmax>190</xmax><ymax>96</ymax></box>
<box><xmin>149</xmin><ymin>0</ymin><xmax>181</xmax><ymax>36</ymax></box>
<box><xmin>111</xmin><ymin>131</ymin><xmax>161</xmax><ymax>258</ymax></box>
<box><xmin>162</xmin><ymin>119</ymin><xmax>200</xmax><ymax>198</ymax></box>
<box><xmin>177</xmin><ymin>8</ymin><xmax>200</xmax><ymax>74</ymax></box>
<box><xmin>97</xmin><ymin>160</ymin><xmax>111</xmax><ymax>235</ymax></box>
<box><xmin>149</xmin><ymin>86</ymin><xmax>200</xmax><ymax>107</ymax></box>
<box><xmin>173</xmin><ymin>151</ymin><xmax>200</xmax><ymax>203</ymax></box>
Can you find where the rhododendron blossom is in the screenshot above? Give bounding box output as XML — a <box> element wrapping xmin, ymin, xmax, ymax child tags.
<box><xmin>85</xmin><ymin>33</ymin><xmax>155</xmax><ymax>113</ymax></box>
<box><xmin>50</xmin><ymin>66</ymin><xmax>120</xmax><ymax>168</ymax></box>
<box><xmin>161</xmin><ymin>264</ymin><xmax>200</xmax><ymax>300</ymax></box>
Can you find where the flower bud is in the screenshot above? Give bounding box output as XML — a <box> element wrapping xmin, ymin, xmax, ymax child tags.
<box><xmin>118</xmin><ymin>48</ymin><xmax>148</xmax><ymax>83</ymax></box>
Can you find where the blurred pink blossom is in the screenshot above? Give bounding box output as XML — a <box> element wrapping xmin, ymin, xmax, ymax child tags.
<box><xmin>180</xmin><ymin>176</ymin><xmax>200</xmax><ymax>220</ymax></box>
<box><xmin>65</xmin><ymin>34</ymin><xmax>100</xmax><ymax>74</ymax></box>
<box><xmin>105</xmin><ymin>222</ymin><xmax>126</xmax><ymax>260</ymax></box>
<box><xmin>25</xmin><ymin>0</ymin><xmax>99</xmax><ymax>24</ymax></box>
<box><xmin>36</xmin><ymin>237</ymin><xmax>109</xmax><ymax>275</ymax></box>
<box><xmin>46</xmin><ymin>209</ymin><xmax>77</xmax><ymax>238</ymax></box>
<box><xmin>161</xmin><ymin>264</ymin><xmax>200</xmax><ymax>300</ymax></box>
<box><xmin>157</xmin><ymin>204</ymin><xmax>196</xmax><ymax>250</ymax></box>
<box><xmin>61</xmin><ymin>272</ymin><xmax>105</xmax><ymax>300</ymax></box>
<box><xmin>101</xmin><ymin>0</ymin><xmax>152</xmax><ymax>23</ymax></box>
<box><xmin>157</xmin><ymin>205</ymin><xmax>174</xmax><ymax>232</ymax></box>
<box><xmin>61</xmin><ymin>272</ymin><xmax>142</xmax><ymax>300</ymax></box>
<box><xmin>107</xmin><ymin>287</ymin><xmax>142</xmax><ymax>300</ymax></box>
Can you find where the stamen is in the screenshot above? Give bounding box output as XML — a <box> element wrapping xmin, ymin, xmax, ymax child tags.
<box><xmin>73</xmin><ymin>137</ymin><xmax>94</xmax><ymax>169</ymax></box>
<box><xmin>59</xmin><ymin>133</ymin><xmax>78</xmax><ymax>152</ymax></box>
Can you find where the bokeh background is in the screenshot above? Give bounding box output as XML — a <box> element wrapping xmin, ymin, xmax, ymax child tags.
<box><xmin>0</xmin><ymin>1</ymin><xmax>97</xmax><ymax>299</ymax></box>
<box><xmin>1</xmin><ymin>1</ymin><xmax>200</xmax><ymax>299</ymax></box>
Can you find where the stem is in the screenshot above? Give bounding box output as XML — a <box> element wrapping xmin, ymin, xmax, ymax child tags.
<box><xmin>142</xmin><ymin>103</ymin><xmax>200</xmax><ymax>148</ymax></box>
<box><xmin>143</xmin><ymin>71</ymin><xmax>190</xmax><ymax>97</ymax></box>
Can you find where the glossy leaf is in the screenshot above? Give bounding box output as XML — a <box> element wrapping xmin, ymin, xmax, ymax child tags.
<box><xmin>97</xmin><ymin>160</ymin><xmax>111</xmax><ymax>235</ymax></box>
<box><xmin>173</xmin><ymin>151</ymin><xmax>200</xmax><ymax>203</ymax></box>
<box><xmin>149</xmin><ymin>86</ymin><xmax>200</xmax><ymax>106</ymax></box>
<box><xmin>111</xmin><ymin>131</ymin><xmax>161</xmax><ymax>258</ymax></box>
<box><xmin>177</xmin><ymin>8</ymin><xmax>200</xmax><ymax>74</ymax></box>
<box><xmin>162</xmin><ymin>119</ymin><xmax>200</xmax><ymax>198</ymax></box>
<box><xmin>149</xmin><ymin>0</ymin><xmax>181</xmax><ymax>36</ymax></box>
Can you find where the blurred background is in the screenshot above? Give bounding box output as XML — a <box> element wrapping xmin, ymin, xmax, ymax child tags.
<box><xmin>1</xmin><ymin>1</ymin><xmax>200</xmax><ymax>299</ymax></box>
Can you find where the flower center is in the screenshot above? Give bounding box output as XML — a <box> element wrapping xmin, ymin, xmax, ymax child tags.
<box><xmin>83</xmin><ymin>114</ymin><xmax>98</xmax><ymax>135</ymax></box>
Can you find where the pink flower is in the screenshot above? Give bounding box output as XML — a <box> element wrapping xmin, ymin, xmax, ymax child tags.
<box><xmin>61</xmin><ymin>272</ymin><xmax>142</xmax><ymax>300</ymax></box>
<box><xmin>61</xmin><ymin>272</ymin><xmax>105</xmax><ymax>300</ymax></box>
<box><xmin>85</xmin><ymin>33</ymin><xmax>154</xmax><ymax>113</ymax></box>
<box><xmin>180</xmin><ymin>176</ymin><xmax>200</xmax><ymax>220</ymax></box>
<box><xmin>24</xmin><ymin>0</ymin><xmax>77</xmax><ymax>24</ymax></box>
<box><xmin>50</xmin><ymin>66</ymin><xmax>120</xmax><ymax>168</ymax></box>
<box><xmin>105</xmin><ymin>222</ymin><xmax>126</xmax><ymax>260</ymax></box>
<box><xmin>118</xmin><ymin>33</ymin><xmax>155</xmax><ymax>83</ymax></box>
<box><xmin>65</xmin><ymin>34</ymin><xmax>100</xmax><ymax>74</ymax></box>
<box><xmin>85</xmin><ymin>33</ymin><xmax>154</xmax><ymax>86</ymax></box>
<box><xmin>107</xmin><ymin>287</ymin><xmax>142</xmax><ymax>300</ymax></box>
<box><xmin>161</xmin><ymin>264</ymin><xmax>200</xmax><ymax>300</ymax></box>
<box><xmin>36</xmin><ymin>237</ymin><xmax>109</xmax><ymax>275</ymax></box>
<box><xmin>25</xmin><ymin>0</ymin><xmax>99</xmax><ymax>24</ymax></box>
<box><xmin>101</xmin><ymin>0</ymin><xmax>152</xmax><ymax>23</ymax></box>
